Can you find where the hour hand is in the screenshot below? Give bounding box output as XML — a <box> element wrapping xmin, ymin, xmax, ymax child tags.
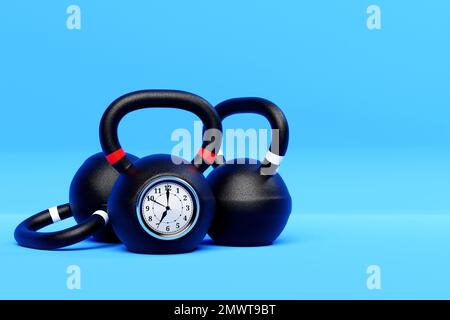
<box><xmin>157</xmin><ymin>210</ymin><xmax>168</xmax><ymax>227</ymax></box>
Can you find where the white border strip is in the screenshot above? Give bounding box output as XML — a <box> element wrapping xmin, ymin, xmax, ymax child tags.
<box><xmin>93</xmin><ymin>210</ymin><xmax>109</xmax><ymax>224</ymax></box>
<box><xmin>48</xmin><ymin>206</ymin><xmax>61</xmax><ymax>223</ymax></box>
<box><xmin>265</xmin><ymin>151</ymin><xmax>284</xmax><ymax>166</ymax></box>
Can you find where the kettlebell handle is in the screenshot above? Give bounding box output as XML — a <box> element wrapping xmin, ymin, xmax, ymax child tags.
<box><xmin>100</xmin><ymin>90</ymin><xmax>222</xmax><ymax>173</ymax></box>
<box><xmin>213</xmin><ymin>97</ymin><xmax>289</xmax><ymax>173</ymax></box>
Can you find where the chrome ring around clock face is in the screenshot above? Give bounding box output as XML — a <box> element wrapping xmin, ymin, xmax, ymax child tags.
<box><xmin>136</xmin><ymin>176</ymin><xmax>200</xmax><ymax>240</ymax></box>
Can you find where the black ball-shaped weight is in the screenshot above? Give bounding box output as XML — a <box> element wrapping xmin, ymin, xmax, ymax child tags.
<box><xmin>69</xmin><ymin>152</ymin><xmax>138</xmax><ymax>242</ymax></box>
<box><xmin>206</xmin><ymin>97</ymin><xmax>291</xmax><ymax>246</ymax></box>
<box><xmin>15</xmin><ymin>152</ymin><xmax>138</xmax><ymax>250</ymax></box>
<box><xmin>99</xmin><ymin>90</ymin><xmax>222</xmax><ymax>254</ymax></box>
<box><xmin>108</xmin><ymin>154</ymin><xmax>216</xmax><ymax>253</ymax></box>
<box><xmin>207</xmin><ymin>160</ymin><xmax>291</xmax><ymax>246</ymax></box>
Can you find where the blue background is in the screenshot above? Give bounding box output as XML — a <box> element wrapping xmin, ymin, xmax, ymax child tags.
<box><xmin>0</xmin><ymin>1</ymin><xmax>449</xmax><ymax>299</ymax></box>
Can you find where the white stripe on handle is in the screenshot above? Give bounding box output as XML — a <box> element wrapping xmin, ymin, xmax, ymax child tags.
<box><xmin>48</xmin><ymin>206</ymin><xmax>61</xmax><ymax>223</ymax></box>
<box><xmin>93</xmin><ymin>210</ymin><xmax>109</xmax><ymax>224</ymax></box>
<box><xmin>264</xmin><ymin>151</ymin><xmax>284</xmax><ymax>166</ymax></box>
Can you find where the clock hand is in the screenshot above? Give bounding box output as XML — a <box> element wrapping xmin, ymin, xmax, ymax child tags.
<box><xmin>149</xmin><ymin>198</ymin><xmax>166</xmax><ymax>208</ymax></box>
<box><xmin>158</xmin><ymin>209</ymin><xmax>169</xmax><ymax>228</ymax></box>
<box><xmin>166</xmin><ymin>189</ymin><xmax>170</xmax><ymax>206</ymax></box>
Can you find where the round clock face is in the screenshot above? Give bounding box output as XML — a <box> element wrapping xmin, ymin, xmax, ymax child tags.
<box><xmin>137</xmin><ymin>177</ymin><xmax>199</xmax><ymax>240</ymax></box>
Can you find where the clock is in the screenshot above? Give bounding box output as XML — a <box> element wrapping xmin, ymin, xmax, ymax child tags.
<box><xmin>136</xmin><ymin>176</ymin><xmax>199</xmax><ymax>240</ymax></box>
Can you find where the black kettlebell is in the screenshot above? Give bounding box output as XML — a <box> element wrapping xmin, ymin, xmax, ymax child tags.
<box><xmin>69</xmin><ymin>152</ymin><xmax>138</xmax><ymax>242</ymax></box>
<box><xmin>100</xmin><ymin>90</ymin><xmax>222</xmax><ymax>254</ymax></box>
<box><xmin>15</xmin><ymin>152</ymin><xmax>137</xmax><ymax>250</ymax></box>
<box><xmin>207</xmin><ymin>97</ymin><xmax>291</xmax><ymax>246</ymax></box>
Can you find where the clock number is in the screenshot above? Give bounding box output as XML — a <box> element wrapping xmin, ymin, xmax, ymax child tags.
<box><xmin>186</xmin><ymin>205</ymin><xmax>190</xmax><ymax>211</ymax></box>
<box><xmin>183</xmin><ymin>215</ymin><xmax>187</xmax><ymax>221</ymax></box>
<box><xmin>154</xmin><ymin>188</ymin><xmax>161</xmax><ymax>194</ymax></box>
<box><xmin>148</xmin><ymin>216</ymin><xmax>152</xmax><ymax>222</ymax></box>
<box><xmin>146</xmin><ymin>195</ymin><xmax>154</xmax><ymax>201</ymax></box>
<box><xmin>183</xmin><ymin>195</ymin><xmax>187</xmax><ymax>201</ymax></box>
<box><xmin>176</xmin><ymin>188</ymin><xmax>179</xmax><ymax>194</ymax></box>
<box><xmin>176</xmin><ymin>223</ymin><xmax>180</xmax><ymax>228</ymax></box>
<box><xmin>165</xmin><ymin>185</ymin><xmax>172</xmax><ymax>191</ymax></box>
<box><xmin>145</xmin><ymin>206</ymin><xmax>150</xmax><ymax>211</ymax></box>
<box><xmin>166</xmin><ymin>226</ymin><xmax>170</xmax><ymax>232</ymax></box>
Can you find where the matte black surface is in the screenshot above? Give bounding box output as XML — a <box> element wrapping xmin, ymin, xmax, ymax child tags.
<box><xmin>207</xmin><ymin>161</ymin><xmax>291</xmax><ymax>246</ymax></box>
<box><xmin>14</xmin><ymin>204</ymin><xmax>106</xmax><ymax>250</ymax></box>
<box><xmin>69</xmin><ymin>152</ymin><xmax>138</xmax><ymax>242</ymax></box>
<box><xmin>100</xmin><ymin>90</ymin><xmax>221</xmax><ymax>254</ymax></box>
<box><xmin>108</xmin><ymin>154</ymin><xmax>216</xmax><ymax>254</ymax></box>
<box><xmin>100</xmin><ymin>90</ymin><xmax>222</xmax><ymax>173</ymax></box>
<box><xmin>15</xmin><ymin>152</ymin><xmax>138</xmax><ymax>249</ymax></box>
<box><xmin>207</xmin><ymin>98</ymin><xmax>292</xmax><ymax>246</ymax></box>
<box><xmin>215</xmin><ymin>97</ymin><xmax>289</xmax><ymax>157</ymax></box>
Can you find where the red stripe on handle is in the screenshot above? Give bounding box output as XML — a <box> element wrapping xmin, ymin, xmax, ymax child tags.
<box><xmin>106</xmin><ymin>148</ymin><xmax>126</xmax><ymax>165</ymax></box>
<box><xmin>197</xmin><ymin>148</ymin><xmax>216</xmax><ymax>164</ymax></box>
